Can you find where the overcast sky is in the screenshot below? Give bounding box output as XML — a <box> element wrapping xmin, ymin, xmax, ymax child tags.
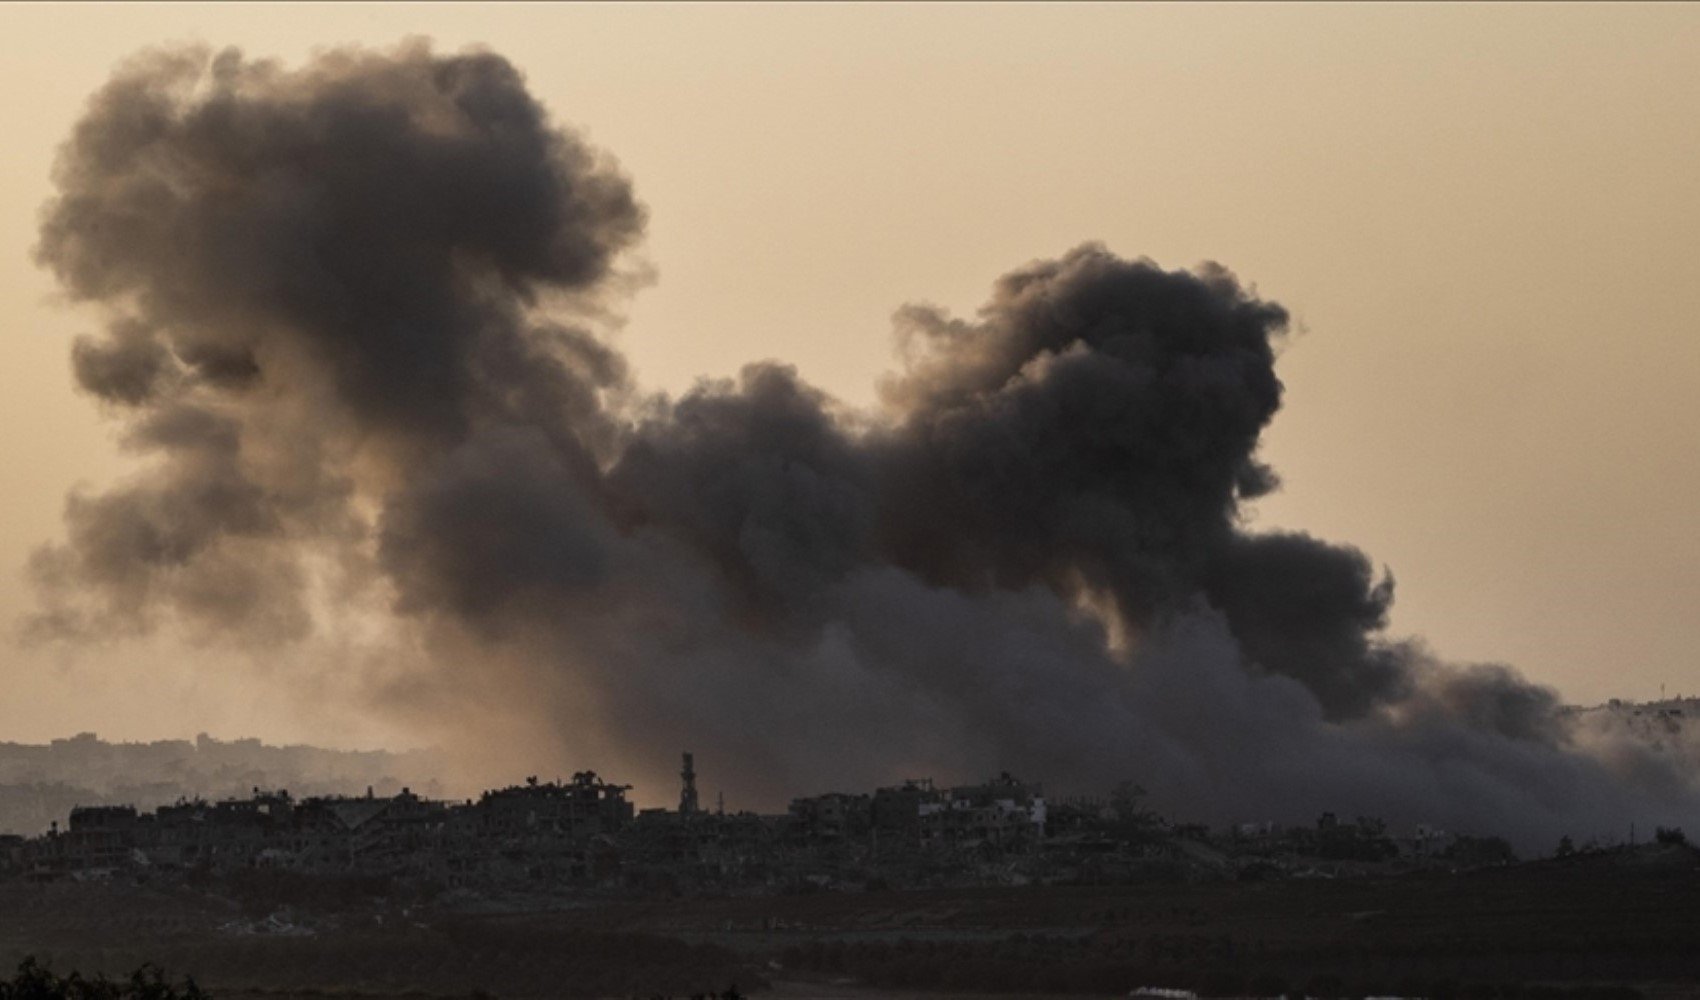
<box><xmin>2</xmin><ymin>3</ymin><xmax>1696</xmax><ymax>750</ymax></box>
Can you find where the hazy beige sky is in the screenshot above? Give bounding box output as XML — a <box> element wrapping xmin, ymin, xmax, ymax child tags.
<box><xmin>2</xmin><ymin>3</ymin><xmax>1696</xmax><ymax>749</ymax></box>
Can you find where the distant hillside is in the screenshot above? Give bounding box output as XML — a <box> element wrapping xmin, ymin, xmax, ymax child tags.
<box><xmin>1565</xmin><ymin>697</ymin><xmax>1700</xmax><ymax>771</ymax></box>
<box><xmin>0</xmin><ymin>733</ymin><xmax>445</xmax><ymax>835</ymax></box>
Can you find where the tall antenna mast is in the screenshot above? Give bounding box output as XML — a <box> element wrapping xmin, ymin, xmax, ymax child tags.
<box><xmin>679</xmin><ymin>751</ymin><xmax>700</xmax><ymax>816</ymax></box>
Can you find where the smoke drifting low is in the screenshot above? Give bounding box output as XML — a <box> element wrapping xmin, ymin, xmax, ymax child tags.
<box><xmin>28</xmin><ymin>42</ymin><xmax>1698</xmax><ymax>847</ymax></box>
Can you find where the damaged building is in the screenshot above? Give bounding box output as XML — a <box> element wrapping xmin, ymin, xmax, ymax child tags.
<box><xmin>3</xmin><ymin>753</ymin><xmax>1489</xmax><ymax>893</ymax></box>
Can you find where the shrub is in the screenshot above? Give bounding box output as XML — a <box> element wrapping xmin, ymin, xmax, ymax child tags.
<box><xmin>0</xmin><ymin>958</ymin><xmax>208</xmax><ymax>1000</ymax></box>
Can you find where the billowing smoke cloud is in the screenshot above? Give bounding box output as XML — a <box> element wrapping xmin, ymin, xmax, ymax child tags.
<box><xmin>28</xmin><ymin>41</ymin><xmax>1699</xmax><ymax>848</ymax></box>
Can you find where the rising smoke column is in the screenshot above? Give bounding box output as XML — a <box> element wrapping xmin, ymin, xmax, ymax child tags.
<box><xmin>28</xmin><ymin>41</ymin><xmax>1699</xmax><ymax>847</ymax></box>
<box><xmin>30</xmin><ymin>43</ymin><xmax>642</xmax><ymax>643</ymax></box>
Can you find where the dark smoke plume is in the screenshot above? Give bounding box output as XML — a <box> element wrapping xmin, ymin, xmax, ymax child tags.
<box><xmin>28</xmin><ymin>41</ymin><xmax>1699</xmax><ymax>847</ymax></box>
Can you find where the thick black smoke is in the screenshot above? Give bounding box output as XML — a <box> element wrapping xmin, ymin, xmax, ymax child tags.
<box><xmin>28</xmin><ymin>42</ymin><xmax>1699</xmax><ymax>847</ymax></box>
<box><xmin>31</xmin><ymin>42</ymin><xmax>640</xmax><ymax>641</ymax></box>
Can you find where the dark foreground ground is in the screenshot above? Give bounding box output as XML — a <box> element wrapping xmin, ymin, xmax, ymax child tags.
<box><xmin>2</xmin><ymin>844</ymin><xmax>1697</xmax><ymax>999</ymax></box>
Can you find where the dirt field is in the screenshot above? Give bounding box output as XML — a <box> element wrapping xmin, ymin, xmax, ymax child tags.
<box><xmin>1</xmin><ymin>844</ymin><xmax>1696</xmax><ymax>998</ymax></box>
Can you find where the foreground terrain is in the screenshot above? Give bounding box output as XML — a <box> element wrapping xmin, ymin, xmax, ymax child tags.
<box><xmin>2</xmin><ymin>844</ymin><xmax>1696</xmax><ymax>999</ymax></box>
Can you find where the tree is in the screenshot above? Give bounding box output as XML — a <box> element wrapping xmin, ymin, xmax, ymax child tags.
<box><xmin>1109</xmin><ymin>781</ymin><xmax>1150</xmax><ymax>822</ymax></box>
<box><xmin>1442</xmin><ymin>834</ymin><xmax>1516</xmax><ymax>868</ymax></box>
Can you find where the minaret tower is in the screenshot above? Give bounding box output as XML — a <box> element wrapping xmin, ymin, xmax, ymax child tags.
<box><xmin>679</xmin><ymin>751</ymin><xmax>700</xmax><ymax>816</ymax></box>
